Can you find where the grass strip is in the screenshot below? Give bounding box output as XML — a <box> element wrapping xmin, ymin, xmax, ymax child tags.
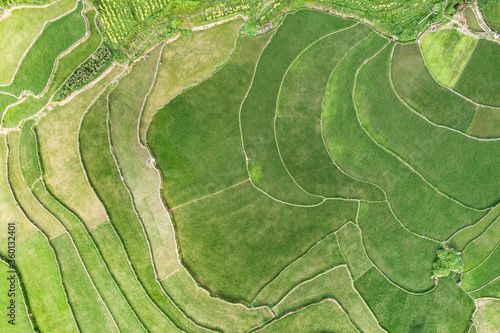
<box><xmin>80</xmin><ymin>89</ymin><xmax>210</xmax><ymax>332</ymax></box>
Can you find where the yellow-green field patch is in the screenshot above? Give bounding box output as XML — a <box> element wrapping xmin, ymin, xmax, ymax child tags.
<box><xmin>420</xmin><ymin>29</ymin><xmax>477</xmax><ymax>87</ymax></box>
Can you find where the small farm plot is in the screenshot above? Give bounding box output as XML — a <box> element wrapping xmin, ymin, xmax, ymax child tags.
<box><xmin>0</xmin><ymin>1</ymin><xmax>86</xmax><ymax>97</ymax></box>
<box><xmin>454</xmin><ymin>39</ymin><xmax>500</xmax><ymax>106</ymax></box>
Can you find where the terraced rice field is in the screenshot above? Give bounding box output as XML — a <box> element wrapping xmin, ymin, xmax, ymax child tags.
<box><xmin>0</xmin><ymin>2</ymin><xmax>499</xmax><ymax>333</ymax></box>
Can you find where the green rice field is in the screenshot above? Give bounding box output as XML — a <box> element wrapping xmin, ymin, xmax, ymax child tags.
<box><xmin>0</xmin><ymin>1</ymin><xmax>499</xmax><ymax>332</ymax></box>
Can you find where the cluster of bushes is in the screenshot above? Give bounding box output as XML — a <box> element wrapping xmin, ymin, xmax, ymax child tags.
<box><xmin>432</xmin><ymin>247</ymin><xmax>464</xmax><ymax>277</ymax></box>
<box><xmin>54</xmin><ymin>44</ymin><xmax>114</xmax><ymax>101</ymax></box>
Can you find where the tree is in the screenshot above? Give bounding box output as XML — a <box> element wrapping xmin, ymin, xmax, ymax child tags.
<box><xmin>432</xmin><ymin>247</ymin><xmax>464</xmax><ymax>277</ymax></box>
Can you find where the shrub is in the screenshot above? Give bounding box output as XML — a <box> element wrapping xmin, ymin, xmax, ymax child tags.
<box><xmin>433</xmin><ymin>248</ymin><xmax>464</xmax><ymax>277</ymax></box>
<box><xmin>54</xmin><ymin>44</ymin><xmax>114</xmax><ymax>101</ymax></box>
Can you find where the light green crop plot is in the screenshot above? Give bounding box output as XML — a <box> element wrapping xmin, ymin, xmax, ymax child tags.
<box><xmin>259</xmin><ymin>299</ymin><xmax>358</xmax><ymax>333</ymax></box>
<box><xmin>140</xmin><ymin>18</ymin><xmax>243</xmax><ymax>144</ymax></box>
<box><xmin>162</xmin><ymin>267</ymin><xmax>273</xmax><ymax>332</ymax></box>
<box><xmin>0</xmin><ymin>1</ymin><xmax>86</xmax><ymax>97</ymax></box>
<box><xmin>0</xmin><ymin>0</ymin><xmax>76</xmax><ymax>84</ymax></box>
<box><xmin>0</xmin><ymin>261</ymin><xmax>32</xmax><ymax>331</ymax></box>
<box><xmin>2</xmin><ymin>8</ymin><xmax>102</xmax><ymax>128</ymax></box>
<box><xmin>253</xmin><ymin>233</ymin><xmax>345</xmax><ymax>307</ymax></box>
<box><xmin>475</xmin><ymin>299</ymin><xmax>500</xmax><ymax>333</ymax></box>
<box><xmin>419</xmin><ymin>29</ymin><xmax>478</xmax><ymax>88</ymax></box>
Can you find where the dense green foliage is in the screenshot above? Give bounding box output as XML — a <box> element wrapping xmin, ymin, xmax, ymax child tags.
<box><xmin>432</xmin><ymin>248</ymin><xmax>464</xmax><ymax>277</ymax></box>
<box><xmin>54</xmin><ymin>44</ymin><xmax>114</xmax><ymax>101</ymax></box>
<box><xmin>479</xmin><ymin>0</ymin><xmax>500</xmax><ymax>32</ymax></box>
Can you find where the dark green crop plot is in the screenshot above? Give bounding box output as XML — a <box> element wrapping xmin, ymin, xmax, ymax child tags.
<box><xmin>275</xmin><ymin>24</ymin><xmax>384</xmax><ymax>201</ymax></box>
<box><xmin>480</xmin><ymin>0</ymin><xmax>500</xmax><ymax>32</ymax></box>
<box><xmin>322</xmin><ymin>34</ymin><xmax>484</xmax><ymax>240</ymax></box>
<box><xmin>462</xmin><ymin>245</ymin><xmax>500</xmax><ymax>291</ymax></box>
<box><xmin>260</xmin><ymin>299</ymin><xmax>358</xmax><ymax>333</ymax></box>
<box><xmin>240</xmin><ymin>10</ymin><xmax>355</xmax><ymax>205</ymax></box>
<box><xmin>355</xmin><ymin>268</ymin><xmax>475</xmax><ymax>333</ymax></box>
<box><xmin>469</xmin><ymin>106</ymin><xmax>500</xmax><ymax>138</ymax></box>
<box><xmin>391</xmin><ymin>43</ymin><xmax>476</xmax><ymax>132</ymax></box>
<box><xmin>454</xmin><ymin>39</ymin><xmax>500</xmax><ymax>107</ymax></box>
<box><xmin>252</xmin><ymin>233</ymin><xmax>345</xmax><ymax>307</ymax></box>
<box><xmin>149</xmin><ymin>33</ymin><xmax>271</xmax><ymax>208</ymax></box>
<box><xmin>358</xmin><ymin>202</ymin><xmax>440</xmax><ymax>291</ymax></box>
<box><xmin>0</xmin><ymin>1</ymin><xmax>86</xmax><ymax>97</ymax></box>
<box><xmin>355</xmin><ymin>44</ymin><xmax>500</xmax><ymax>210</ymax></box>
<box><xmin>172</xmin><ymin>181</ymin><xmax>356</xmax><ymax>303</ymax></box>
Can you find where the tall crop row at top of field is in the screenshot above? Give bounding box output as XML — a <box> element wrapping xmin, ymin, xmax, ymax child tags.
<box><xmin>84</xmin><ymin>0</ymin><xmax>452</xmax><ymax>57</ymax></box>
